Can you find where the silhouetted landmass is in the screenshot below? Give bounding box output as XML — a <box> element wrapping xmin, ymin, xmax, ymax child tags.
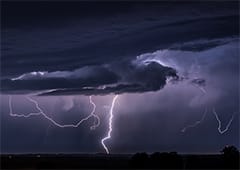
<box><xmin>130</xmin><ymin>152</ymin><xmax>182</xmax><ymax>169</ymax></box>
<box><xmin>221</xmin><ymin>145</ymin><xmax>240</xmax><ymax>169</ymax></box>
<box><xmin>1</xmin><ymin>146</ymin><xmax>239</xmax><ymax>169</ymax></box>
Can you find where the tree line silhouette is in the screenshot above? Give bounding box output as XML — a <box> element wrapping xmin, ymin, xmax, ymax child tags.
<box><xmin>130</xmin><ymin>146</ymin><xmax>239</xmax><ymax>169</ymax></box>
<box><xmin>1</xmin><ymin>145</ymin><xmax>239</xmax><ymax>169</ymax></box>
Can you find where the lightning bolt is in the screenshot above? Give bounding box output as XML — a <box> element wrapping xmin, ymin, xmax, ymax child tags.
<box><xmin>212</xmin><ymin>108</ymin><xmax>236</xmax><ymax>134</ymax></box>
<box><xmin>89</xmin><ymin>96</ymin><xmax>100</xmax><ymax>130</ymax></box>
<box><xmin>181</xmin><ymin>108</ymin><xmax>207</xmax><ymax>132</ymax></box>
<box><xmin>182</xmin><ymin>78</ymin><xmax>208</xmax><ymax>133</ymax></box>
<box><xmin>101</xmin><ymin>95</ymin><xmax>119</xmax><ymax>154</ymax></box>
<box><xmin>8</xmin><ymin>95</ymin><xmax>100</xmax><ymax>129</ymax></box>
<box><xmin>9</xmin><ymin>95</ymin><xmax>42</xmax><ymax>118</ymax></box>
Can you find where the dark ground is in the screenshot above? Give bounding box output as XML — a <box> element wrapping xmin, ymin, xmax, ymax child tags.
<box><xmin>1</xmin><ymin>152</ymin><xmax>239</xmax><ymax>169</ymax></box>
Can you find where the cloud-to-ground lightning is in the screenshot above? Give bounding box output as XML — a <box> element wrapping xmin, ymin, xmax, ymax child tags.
<box><xmin>8</xmin><ymin>95</ymin><xmax>100</xmax><ymax>129</ymax></box>
<box><xmin>9</xmin><ymin>94</ymin><xmax>121</xmax><ymax>154</ymax></box>
<box><xmin>101</xmin><ymin>95</ymin><xmax>119</xmax><ymax>154</ymax></box>
<box><xmin>212</xmin><ymin>108</ymin><xmax>236</xmax><ymax>134</ymax></box>
<box><xmin>181</xmin><ymin>108</ymin><xmax>207</xmax><ymax>132</ymax></box>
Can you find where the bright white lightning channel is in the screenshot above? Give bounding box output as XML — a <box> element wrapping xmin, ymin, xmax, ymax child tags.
<box><xmin>101</xmin><ymin>95</ymin><xmax>119</xmax><ymax>154</ymax></box>
<box><xmin>8</xmin><ymin>95</ymin><xmax>100</xmax><ymax>130</ymax></box>
<box><xmin>212</xmin><ymin>108</ymin><xmax>236</xmax><ymax>134</ymax></box>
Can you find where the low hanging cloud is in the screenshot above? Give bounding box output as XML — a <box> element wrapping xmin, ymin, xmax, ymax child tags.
<box><xmin>1</xmin><ymin>59</ymin><xmax>178</xmax><ymax>96</ymax></box>
<box><xmin>1</xmin><ymin>6</ymin><xmax>238</xmax><ymax>97</ymax></box>
<box><xmin>3</xmin><ymin>38</ymin><xmax>239</xmax><ymax>96</ymax></box>
<box><xmin>2</xmin><ymin>37</ymin><xmax>238</xmax><ymax>96</ymax></box>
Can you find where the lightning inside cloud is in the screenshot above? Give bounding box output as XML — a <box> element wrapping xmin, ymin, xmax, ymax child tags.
<box><xmin>101</xmin><ymin>95</ymin><xmax>119</xmax><ymax>154</ymax></box>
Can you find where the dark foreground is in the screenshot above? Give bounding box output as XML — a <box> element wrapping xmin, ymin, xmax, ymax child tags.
<box><xmin>1</xmin><ymin>152</ymin><xmax>239</xmax><ymax>169</ymax></box>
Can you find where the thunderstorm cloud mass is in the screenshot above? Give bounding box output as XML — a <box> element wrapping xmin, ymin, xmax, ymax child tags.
<box><xmin>0</xmin><ymin>1</ymin><xmax>239</xmax><ymax>154</ymax></box>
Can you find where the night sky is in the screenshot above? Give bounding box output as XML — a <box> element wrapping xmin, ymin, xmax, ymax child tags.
<box><xmin>0</xmin><ymin>1</ymin><xmax>239</xmax><ymax>154</ymax></box>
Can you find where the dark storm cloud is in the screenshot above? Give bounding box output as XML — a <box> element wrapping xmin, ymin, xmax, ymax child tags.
<box><xmin>1</xmin><ymin>2</ymin><xmax>239</xmax><ymax>75</ymax></box>
<box><xmin>169</xmin><ymin>37</ymin><xmax>238</xmax><ymax>52</ymax></box>
<box><xmin>1</xmin><ymin>61</ymin><xmax>178</xmax><ymax>95</ymax></box>
<box><xmin>0</xmin><ymin>1</ymin><xmax>239</xmax><ymax>96</ymax></box>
